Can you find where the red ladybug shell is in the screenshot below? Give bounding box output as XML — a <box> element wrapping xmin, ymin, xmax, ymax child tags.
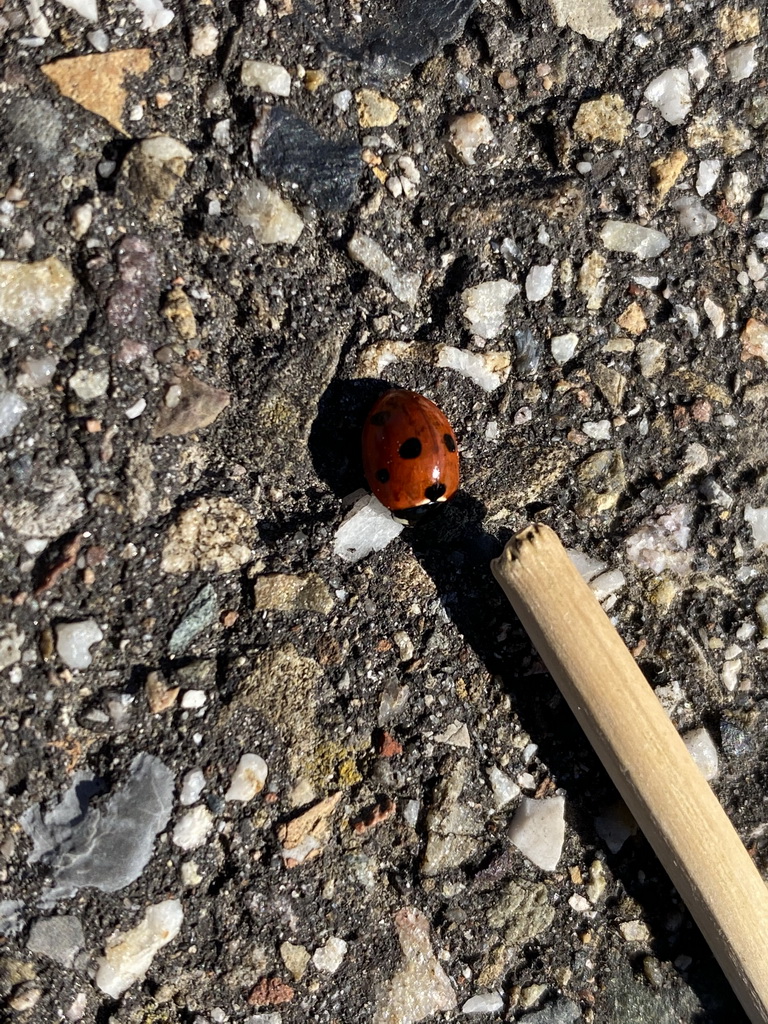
<box><xmin>362</xmin><ymin>390</ymin><xmax>459</xmax><ymax>517</ymax></box>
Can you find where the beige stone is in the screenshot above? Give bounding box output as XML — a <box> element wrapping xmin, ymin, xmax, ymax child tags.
<box><xmin>649</xmin><ymin>149</ymin><xmax>688</xmax><ymax>198</ymax></box>
<box><xmin>161</xmin><ymin>496</ymin><xmax>252</xmax><ymax>574</ymax></box>
<box><xmin>161</xmin><ymin>287</ymin><xmax>197</xmax><ymax>339</ymax></box>
<box><xmin>42</xmin><ymin>50</ymin><xmax>152</xmax><ymax>134</ymax></box>
<box><xmin>0</xmin><ymin>257</ymin><xmax>75</xmax><ymax>331</ymax></box>
<box><xmin>717</xmin><ymin>6</ymin><xmax>760</xmax><ymax>44</ymax></box>
<box><xmin>741</xmin><ymin>317</ymin><xmax>768</xmax><ymax>362</ymax></box>
<box><xmin>573</xmin><ymin>93</ymin><xmax>631</xmax><ymax>145</ymax></box>
<box><xmin>152</xmin><ymin>370</ymin><xmax>230</xmax><ymax>437</ymax></box>
<box><xmin>617</xmin><ymin>301</ymin><xmax>648</xmax><ymax>335</ymax></box>
<box><xmin>355</xmin><ymin>88</ymin><xmax>399</xmax><ymax>128</ymax></box>
<box><xmin>253</xmin><ymin>573</ymin><xmax>333</xmax><ymax>614</ymax></box>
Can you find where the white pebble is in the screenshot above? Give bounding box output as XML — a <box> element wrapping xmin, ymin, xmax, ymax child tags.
<box><xmin>550</xmin><ymin>332</ymin><xmax>579</xmax><ymax>365</ymax></box>
<box><xmin>17</xmin><ymin>356</ymin><xmax>56</xmax><ymax>389</ymax></box>
<box><xmin>224</xmin><ymin>753</ymin><xmax>268</xmax><ymax>801</ymax></box>
<box><xmin>583</xmin><ymin>419</ymin><xmax>612</xmax><ymax>440</ymax></box>
<box><xmin>95</xmin><ymin>900</ymin><xmax>183</xmax><ymax>998</ymax></box>
<box><xmin>55</xmin><ymin>620</ymin><xmax>103</xmax><ymax>670</ymax></box>
<box><xmin>181</xmin><ymin>860</ymin><xmax>202</xmax><ymax>886</ymax></box>
<box><xmin>682</xmin><ymin>727</ymin><xmax>719</xmax><ymax>781</ymax></box>
<box><xmin>69</xmin><ymin>368</ymin><xmax>109</xmax><ymax>401</ymax></box>
<box><xmin>312</xmin><ymin>936</ymin><xmax>348</xmax><ymax>973</ymax></box>
<box><xmin>687</xmin><ymin>47</ymin><xmax>709</xmax><ymax>90</ymax></box>
<box><xmin>448</xmin><ymin>112</ymin><xmax>494</xmax><ymax>166</ymax></box>
<box><xmin>181</xmin><ymin>689</ymin><xmax>207</xmax><ymax>709</ymax></box>
<box><xmin>619</xmin><ymin>919</ymin><xmax>650</xmax><ymax>943</ymax></box>
<box><xmin>487</xmin><ymin>765</ymin><xmax>521</xmax><ymax>809</ymax></box>
<box><xmin>703</xmin><ymin>298</ymin><xmax>725</xmax><ymax>337</ymax></box>
<box><xmin>721</xmin><ymin>659</ymin><xmax>741</xmax><ymax>693</ymax></box>
<box><xmin>462</xmin><ymin>992</ymin><xmax>504</xmax><ymax>1014</ymax></box>
<box><xmin>644</xmin><ymin>68</ymin><xmax>691</xmax><ymax>125</ymax></box>
<box><xmin>241</xmin><ymin>60</ymin><xmax>291</xmax><ymax>97</ymax></box>
<box><xmin>568</xmin><ymin>549</ymin><xmax>607</xmax><ymax>581</ymax></box>
<box><xmin>569</xmin><ymin>894</ymin><xmax>592</xmax><ymax>913</ymax></box>
<box><xmin>130</xmin><ymin>0</ymin><xmax>174</xmax><ymax>32</ymax></box>
<box><xmin>696</xmin><ymin>159</ymin><xmax>721</xmax><ymax>197</ymax></box>
<box><xmin>237</xmin><ymin>181</ymin><xmax>304</xmax><ymax>246</ymax></box>
<box><xmin>0</xmin><ymin>392</ymin><xmax>28</xmax><ymax>438</ymax></box>
<box><xmin>179</xmin><ymin>768</ymin><xmax>207</xmax><ymax>806</ymax></box>
<box><xmin>525</xmin><ymin>264</ymin><xmax>555</xmax><ymax>302</ymax></box>
<box><xmin>508</xmin><ymin>794</ymin><xmax>565</xmax><ymax>871</ymax></box>
<box><xmin>725</xmin><ymin>170</ymin><xmax>751</xmax><ymax>208</ymax></box>
<box><xmin>600</xmin><ymin>220</ymin><xmax>670</xmax><ymax>258</ymax></box>
<box><xmin>590</xmin><ymin>569</ymin><xmax>626</xmax><ymax>601</ymax></box>
<box><xmin>745</xmin><ymin>505</ymin><xmax>768</xmax><ymax>549</ymax></box>
<box><xmin>190</xmin><ymin>24</ymin><xmax>219</xmax><ymax>58</ymax></box>
<box><xmin>347</xmin><ymin>232</ymin><xmax>421</xmax><ymax>307</ymax></box>
<box><xmin>437</xmin><ymin>345</ymin><xmax>509</xmax><ymax>392</ymax></box>
<box><xmin>434</xmin><ymin>720</ymin><xmax>471</xmax><ymax>748</ymax></box>
<box><xmin>726</xmin><ymin>41</ymin><xmax>758</xmax><ymax>82</ymax></box>
<box><xmin>462</xmin><ymin>279</ymin><xmax>519</xmax><ymax>339</ymax></box>
<box><xmin>56</xmin><ymin>0</ymin><xmax>98</xmax><ymax>19</ymax></box>
<box><xmin>87</xmin><ymin>28</ymin><xmax>109</xmax><ymax>51</ymax></box>
<box><xmin>125</xmin><ymin>398</ymin><xmax>146</xmax><ymax>419</ymax></box>
<box><xmin>333</xmin><ymin>89</ymin><xmax>352</xmax><ymax>113</ymax></box>
<box><xmin>333</xmin><ymin>493</ymin><xmax>404</xmax><ymax>563</ymax></box>
<box><xmin>70</xmin><ymin>203</ymin><xmax>93</xmax><ymax>238</ymax></box>
<box><xmin>172</xmin><ymin>806</ymin><xmax>214</xmax><ymax>850</ymax></box>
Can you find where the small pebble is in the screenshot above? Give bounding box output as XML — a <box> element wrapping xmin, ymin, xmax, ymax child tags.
<box><xmin>436</xmin><ymin>345</ymin><xmax>510</xmax><ymax>392</ymax></box>
<box><xmin>241</xmin><ymin>60</ymin><xmax>291</xmax><ymax>97</ymax></box>
<box><xmin>312</xmin><ymin>935</ymin><xmax>348</xmax><ymax>973</ymax></box>
<box><xmin>224</xmin><ymin>753</ymin><xmax>268</xmax><ymax>801</ymax></box>
<box><xmin>726</xmin><ymin>41</ymin><xmax>758</xmax><ymax>81</ymax></box>
<box><xmin>682</xmin><ymin>727</ymin><xmax>719</xmax><ymax>780</ymax></box>
<box><xmin>672</xmin><ymin>197</ymin><xmax>717</xmax><ymax>237</ymax></box>
<box><xmin>172</xmin><ymin>806</ymin><xmax>214</xmax><ymax>850</ymax></box>
<box><xmin>181</xmin><ymin>689</ymin><xmax>207</xmax><ymax>709</ymax></box>
<box><xmin>334</xmin><ymin>493</ymin><xmax>404</xmax><ymax>563</ymax></box>
<box><xmin>487</xmin><ymin>765</ymin><xmax>521</xmax><ymax>809</ymax></box>
<box><xmin>696</xmin><ymin>159</ymin><xmax>721</xmax><ymax>197</ymax></box>
<box><xmin>551</xmin><ymin>333</ymin><xmax>578</xmax><ymax>365</ymax></box>
<box><xmin>462</xmin><ymin>279</ymin><xmax>518</xmax><ymax>339</ymax></box>
<box><xmin>525</xmin><ymin>264</ymin><xmax>555</xmax><ymax>302</ymax></box>
<box><xmin>190</xmin><ymin>24</ymin><xmax>218</xmax><ymax>57</ymax></box>
<box><xmin>462</xmin><ymin>992</ymin><xmax>504</xmax><ymax>1014</ymax></box>
<box><xmin>180</xmin><ymin>768</ymin><xmax>206</xmax><ymax>805</ymax></box>
<box><xmin>448</xmin><ymin>112</ymin><xmax>494</xmax><ymax>166</ymax></box>
<box><xmin>508</xmin><ymin>795</ymin><xmax>565</xmax><ymax>871</ymax></box>
<box><xmin>644</xmin><ymin>67</ymin><xmax>691</xmax><ymax>124</ymax></box>
<box><xmin>0</xmin><ymin>392</ymin><xmax>27</xmax><ymax>437</ymax></box>
<box><xmin>600</xmin><ymin>221</ymin><xmax>670</xmax><ymax>258</ymax></box>
<box><xmin>55</xmin><ymin>620</ymin><xmax>103</xmax><ymax>669</ymax></box>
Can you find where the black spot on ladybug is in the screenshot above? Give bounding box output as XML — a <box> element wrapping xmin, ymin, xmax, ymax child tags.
<box><xmin>370</xmin><ymin>411</ymin><xmax>389</xmax><ymax>426</ymax></box>
<box><xmin>376</xmin><ymin>468</ymin><xmax>390</xmax><ymax>483</ymax></box>
<box><xmin>424</xmin><ymin>482</ymin><xmax>447</xmax><ymax>502</ymax></box>
<box><xmin>399</xmin><ymin>437</ymin><xmax>422</xmax><ymax>459</ymax></box>
<box><xmin>443</xmin><ymin>433</ymin><xmax>456</xmax><ymax>453</ymax></box>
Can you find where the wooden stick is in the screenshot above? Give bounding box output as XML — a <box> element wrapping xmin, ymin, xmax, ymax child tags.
<box><xmin>491</xmin><ymin>523</ymin><xmax>768</xmax><ymax>1024</ymax></box>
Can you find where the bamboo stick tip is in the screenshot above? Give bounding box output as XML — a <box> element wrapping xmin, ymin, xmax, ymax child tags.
<box><xmin>491</xmin><ymin>522</ymin><xmax>556</xmax><ymax>578</ymax></box>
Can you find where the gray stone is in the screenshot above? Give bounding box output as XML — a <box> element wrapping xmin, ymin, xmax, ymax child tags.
<box><xmin>168</xmin><ymin>584</ymin><xmax>219</xmax><ymax>657</ymax></box>
<box><xmin>21</xmin><ymin>753</ymin><xmax>174</xmax><ymax>905</ymax></box>
<box><xmin>27</xmin><ymin>916</ymin><xmax>84</xmax><ymax>967</ymax></box>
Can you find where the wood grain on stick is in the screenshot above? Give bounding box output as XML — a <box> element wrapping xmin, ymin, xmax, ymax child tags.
<box><xmin>491</xmin><ymin>524</ymin><xmax>768</xmax><ymax>1024</ymax></box>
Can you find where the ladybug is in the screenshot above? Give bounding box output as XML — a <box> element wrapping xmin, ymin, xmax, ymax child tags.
<box><xmin>362</xmin><ymin>389</ymin><xmax>460</xmax><ymax>523</ymax></box>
